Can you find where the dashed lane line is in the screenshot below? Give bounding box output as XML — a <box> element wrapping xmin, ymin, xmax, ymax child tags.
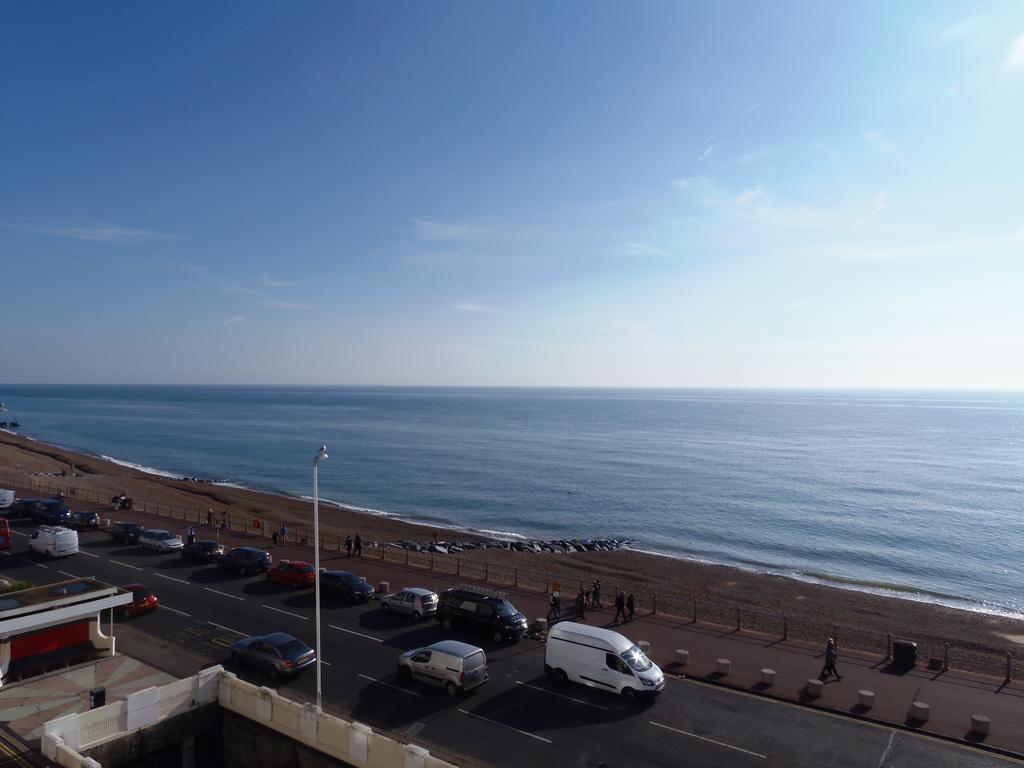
<box><xmin>58</xmin><ymin>570</ymin><xmax>81</xmax><ymax>579</ymax></box>
<box><xmin>357</xmin><ymin>673</ymin><xmax>423</xmax><ymax>698</ymax></box>
<box><xmin>155</xmin><ymin>573</ymin><xmax>191</xmax><ymax>585</ymax></box>
<box><xmin>161</xmin><ymin>605</ymin><xmax>192</xmax><ymax>618</ymax></box>
<box><xmin>10</xmin><ymin>530</ymin><xmax>26</xmax><ymax>537</ymax></box>
<box><xmin>457</xmin><ymin>709</ymin><xmax>552</xmax><ymax>744</ymax></box>
<box><xmin>649</xmin><ymin>720</ymin><xmax>767</xmax><ymax>760</ymax></box>
<box><xmin>109</xmin><ymin>560</ymin><xmax>143</xmax><ymax>571</ymax></box>
<box><xmin>262</xmin><ymin>604</ymin><xmax>308</xmax><ymax>621</ymax></box>
<box><xmin>204</xmin><ymin>587</ymin><xmax>245</xmax><ymax>602</ymax></box>
<box><xmin>208</xmin><ymin>622</ymin><xmax>247</xmax><ymax>636</ymax></box>
<box><xmin>79</xmin><ymin>551</ymin><xmax>99</xmax><ymax>558</ymax></box>
<box><xmin>514</xmin><ymin>680</ymin><xmax>609</xmax><ymax>710</ymax></box>
<box><xmin>329</xmin><ymin>624</ymin><xmax>382</xmax><ymax>643</ymax></box>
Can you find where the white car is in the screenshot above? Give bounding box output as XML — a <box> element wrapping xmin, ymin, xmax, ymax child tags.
<box><xmin>139</xmin><ymin>529</ymin><xmax>184</xmax><ymax>552</ymax></box>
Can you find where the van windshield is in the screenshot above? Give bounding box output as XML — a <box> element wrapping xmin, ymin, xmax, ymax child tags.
<box><xmin>620</xmin><ymin>645</ymin><xmax>653</xmax><ymax>672</ymax></box>
<box><xmin>493</xmin><ymin>600</ymin><xmax>517</xmax><ymax>617</ymax></box>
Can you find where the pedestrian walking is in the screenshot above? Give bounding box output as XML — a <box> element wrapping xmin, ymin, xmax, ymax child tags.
<box><xmin>626</xmin><ymin>593</ymin><xmax>636</xmax><ymax>623</ymax></box>
<box><xmin>592</xmin><ymin>580</ymin><xmax>602</xmax><ymax>609</ymax></box>
<box><xmin>819</xmin><ymin>638</ymin><xmax>842</xmax><ymax>681</ymax></box>
<box><xmin>345</xmin><ymin>535</ymin><xmax>353</xmax><ymax>556</ymax></box>
<box><xmin>353</xmin><ymin>534</ymin><xmax>362</xmax><ymax>556</ymax></box>
<box><xmin>547</xmin><ymin>587</ymin><xmax>561</xmax><ymax>622</ymax></box>
<box><xmin>206</xmin><ymin>509</ymin><xmax>213</xmax><ymax>527</ymax></box>
<box><xmin>272</xmin><ymin>530</ymin><xmax>279</xmax><ymax>547</ymax></box>
<box><xmin>279</xmin><ymin>524</ymin><xmax>288</xmax><ymax>544</ymax></box>
<box><xmin>187</xmin><ymin>526</ymin><xmax>196</xmax><ymax>547</ymax></box>
<box><xmin>614</xmin><ymin>591</ymin><xmax>627</xmax><ymax>623</ymax></box>
<box><xmin>575</xmin><ymin>589</ymin><xmax>586</xmax><ymax>621</ymax></box>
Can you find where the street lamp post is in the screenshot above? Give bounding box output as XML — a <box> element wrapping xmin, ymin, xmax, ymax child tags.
<box><xmin>312</xmin><ymin>444</ymin><xmax>329</xmax><ymax>712</ymax></box>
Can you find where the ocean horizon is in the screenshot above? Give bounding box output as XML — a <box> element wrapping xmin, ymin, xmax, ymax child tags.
<box><xmin>1</xmin><ymin>385</ymin><xmax>1022</xmax><ymax>616</ymax></box>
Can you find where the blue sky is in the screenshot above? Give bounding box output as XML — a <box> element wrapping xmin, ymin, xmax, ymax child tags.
<box><xmin>1</xmin><ymin>2</ymin><xmax>1022</xmax><ymax>387</ymax></box>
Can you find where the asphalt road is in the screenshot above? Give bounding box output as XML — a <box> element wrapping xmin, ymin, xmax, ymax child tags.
<box><xmin>1</xmin><ymin>524</ymin><xmax>1019</xmax><ymax>768</ymax></box>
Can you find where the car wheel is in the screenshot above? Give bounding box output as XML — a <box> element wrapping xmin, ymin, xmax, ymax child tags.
<box><xmin>442</xmin><ymin>618</ymin><xmax>453</xmax><ymax>632</ymax></box>
<box><xmin>381</xmin><ymin>602</ymin><xmax>390</xmax><ymax>612</ymax></box>
<box><xmin>412</xmin><ymin>611</ymin><xmax>422</xmax><ymax>622</ymax></box>
<box><xmin>240</xmin><ymin>566</ymin><xmax>248</xmax><ymax>576</ymax></box>
<box><xmin>554</xmin><ymin>668</ymin><xmax>569</xmax><ymax>685</ymax></box>
<box><xmin>492</xmin><ymin>630</ymin><xmax>504</xmax><ymax>644</ymax></box>
<box><xmin>445</xmin><ymin>681</ymin><xmax>458</xmax><ymax>697</ymax></box>
<box><xmin>620</xmin><ymin>687</ymin><xmax>637</xmax><ymax>702</ymax></box>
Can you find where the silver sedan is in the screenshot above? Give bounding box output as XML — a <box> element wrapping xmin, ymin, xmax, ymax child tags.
<box><xmin>380</xmin><ymin>587</ymin><xmax>438</xmax><ymax>621</ymax></box>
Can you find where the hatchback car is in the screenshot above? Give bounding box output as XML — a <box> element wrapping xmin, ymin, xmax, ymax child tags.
<box><xmin>139</xmin><ymin>529</ymin><xmax>184</xmax><ymax>552</ymax></box>
<box><xmin>218</xmin><ymin>546</ymin><xmax>272</xmax><ymax>576</ymax></box>
<box><xmin>109</xmin><ymin>522</ymin><xmax>146</xmax><ymax>544</ymax></box>
<box><xmin>181</xmin><ymin>539</ymin><xmax>224</xmax><ymax>562</ymax></box>
<box><xmin>320</xmin><ymin>570</ymin><xmax>374</xmax><ymax>602</ymax></box>
<box><xmin>115</xmin><ymin>583</ymin><xmax>159</xmax><ymax>618</ymax></box>
<box><xmin>397</xmin><ymin>640</ymin><xmax>488</xmax><ymax>696</ymax></box>
<box><xmin>266</xmin><ymin>560</ymin><xmax>316</xmax><ymax>589</ymax></box>
<box><xmin>381</xmin><ymin>587</ymin><xmax>438</xmax><ymax>621</ymax></box>
<box><xmin>68</xmin><ymin>510</ymin><xmax>101</xmax><ymax>530</ymax></box>
<box><xmin>230</xmin><ymin>632</ymin><xmax>315</xmax><ymax>680</ymax></box>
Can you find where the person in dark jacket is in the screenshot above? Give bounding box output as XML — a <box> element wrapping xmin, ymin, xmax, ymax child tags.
<box><xmin>345</xmin><ymin>535</ymin><xmax>353</xmax><ymax>556</ymax></box>
<box><xmin>613</xmin><ymin>591</ymin><xmax>627</xmax><ymax>623</ymax></box>
<box><xmin>819</xmin><ymin>638</ymin><xmax>842</xmax><ymax>681</ymax></box>
<box><xmin>575</xmin><ymin>589</ymin><xmax>586</xmax><ymax>620</ymax></box>
<box><xmin>353</xmin><ymin>534</ymin><xmax>362</xmax><ymax>556</ymax></box>
<box><xmin>626</xmin><ymin>593</ymin><xmax>636</xmax><ymax>623</ymax></box>
<box><xmin>591</xmin><ymin>580</ymin><xmax>602</xmax><ymax>609</ymax></box>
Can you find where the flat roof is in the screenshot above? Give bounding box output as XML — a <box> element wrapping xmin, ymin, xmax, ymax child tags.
<box><xmin>0</xmin><ymin>578</ymin><xmax>119</xmax><ymax>617</ymax></box>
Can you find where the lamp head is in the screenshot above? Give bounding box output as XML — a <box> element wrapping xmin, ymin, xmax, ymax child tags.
<box><xmin>313</xmin><ymin>444</ymin><xmax>329</xmax><ymax>465</ymax></box>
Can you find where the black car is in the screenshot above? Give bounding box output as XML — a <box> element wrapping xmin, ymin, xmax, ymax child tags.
<box><xmin>320</xmin><ymin>570</ymin><xmax>375</xmax><ymax>602</ymax></box>
<box><xmin>5</xmin><ymin>498</ymin><xmax>70</xmax><ymax>524</ymax></box>
<box><xmin>218</xmin><ymin>546</ymin><xmax>272</xmax><ymax>576</ymax></box>
<box><xmin>181</xmin><ymin>539</ymin><xmax>224</xmax><ymax>563</ymax></box>
<box><xmin>109</xmin><ymin>522</ymin><xmax>146</xmax><ymax>544</ymax></box>
<box><xmin>68</xmin><ymin>511</ymin><xmax>101</xmax><ymax>530</ymax></box>
<box><xmin>436</xmin><ymin>585</ymin><xmax>528</xmax><ymax>643</ymax></box>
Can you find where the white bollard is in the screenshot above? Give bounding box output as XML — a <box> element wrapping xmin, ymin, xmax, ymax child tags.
<box><xmin>638</xmin><ymin>640</ymin><xmax>650</xmax><ymax>654</ymax></box>
<box><xmin>534</xmin><ymin>618</ymin><xmax>548</xmax><ymax>633</ymax></box>
<box><xmin>970</xmin><ymin>714</ymin><xmax>990</xmax><ymax>736</ymax></box>
<box><xmin>911</xmin><ymin>701</ymin><xmax>930</xmax><ymax>722</ymax></box>
<box><xmin>674</xmin><ymin>649</ymin><xmax>689</xmax><ymax>666</ymax></box>
<box><xmin>760</xmin><ymin>668</ymin><xmax>776</xmax><ymax>686</ymax></box>
<box><xmin>806</xmin><ymin>679</ymin><xmax>823</xmax><ymax>698</ymax></box>
<box><xmin>716</xmin><ymin>658</ymin><xmax>731</xmax><ymax>675</ymax></box>
<box><xmin>857</xmin><ymin>690</ymin><xmax>875</xmax><ymax>709</ymax></box>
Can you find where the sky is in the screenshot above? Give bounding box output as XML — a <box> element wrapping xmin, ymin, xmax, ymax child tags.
<box><xmin>1</xmin><ymin>1</ymin><xmax>1022</xmax><ymax>388</ymax></box>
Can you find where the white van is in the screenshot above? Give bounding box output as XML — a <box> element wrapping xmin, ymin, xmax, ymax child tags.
<box><xmin>545</xmin><ymin>622</ymin><xmax>665</xmax><ymax>700</ymax></box>
<box><xmin>28</xmin><ymin>526</ymin><xmax>79</xmax><ymax>558</ymax></box>
<box><xmin>0</xmin><ymin>490</ymin><xmax>14</xmax><ymax>509</ymax></box>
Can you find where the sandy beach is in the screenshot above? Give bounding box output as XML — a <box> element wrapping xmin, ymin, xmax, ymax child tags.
<box><xmin>1</xmin><ymin>430</ymin><xmax>1020</xmax><ymax>676</ymax></box>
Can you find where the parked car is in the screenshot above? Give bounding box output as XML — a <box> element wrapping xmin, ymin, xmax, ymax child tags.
<box><xmin>115</xmin><ymin>583</ymin><xmax>159</xmax><ymax>619</ymax></box>
<box><xmin>544</xmin><ymin>622</ymin><xmax>665</xmax><ymax>701</ymax></box>
<box><xmin>181</xmin><ymin>539</ymin><xmax>224</xmax><ymax>563</ymax></box>
<box><xmin>266</xmin><ymin>560</ymin><xmax>316</xmax><ymax>589</ymax></box>
<box><xmin>397</xmin><ymin>640</ymin><xmax>488</xmax><ymax>696</ymax></box>
<box><xmin>219</xmin><ymin>546</ymin><xmax>272</xmax><ymax>576</ymax></box>
<box><xmin>4</xmin><ymin>498</ymin><xmax>67</xmax><ymax>521</ymax></box>
<box><xmin>109</xmin><ymin>522</ymin><xmax>146</xmax><ymax>544</ymax></box>
<box><xmin>436</xmin><ymin>585</ymin><xmax>528</xmax><ymax>643</ymax></box>
<box><xmin>28</xmin><ymin>526</ymin><xmax>79</xmax><ymax>558</ymax></box>
<box><xmin>68</xmin><ymin>510</ymin><xmax>101</xmax><ymax>530</ymax></box>
<box><xmin>230</xmin><ymin>632</ymin><xmax>315</xmax><ymax>680</ymax></box>
<box><xmin>381</xmin><ymin>587</ymin><xmax>438</xmax><ymax>621</ymax></box>
<box><xmin>0</xmin><ymin>489</ymin><xmax>14</xmax><ymax>509</ymax></box>
<box><xmin>319</xmin><ymin>570</ymin><xmax>374</xmax><ymax>602</ymax></box>
<box><xmin>139</xmin><ymin>529</ymin><xmax>184</xmax><ymax>553</ymax></box>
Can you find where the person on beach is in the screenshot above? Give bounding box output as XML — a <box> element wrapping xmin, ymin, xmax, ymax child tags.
<box><xmin>206</xmin><ymin>509</ymin><xmax>213</xmax><ymax>527</ymax></box>
<box><xmin>575</xmin><ymin>589</ymin><xmax>586</xmax><ymax>621</ymax></box>
<box><xmin>547</xmin><ymin>588</ymin><xmax>561</xmax><ymax>622</ymax></box>
<box><xmin>614</xmin><ymin>591</ymin><xmax>627</xmax><ymax>623</ymax></box>
<box><xmin>819</xmin><ymin>638</ymin><xmax>842</xmax><ymax>681</ymax></box>
<box><xmin>279</xmin><ymin>524</ymin><xmax>288</xmax><ymax>543</ymax></box>
<box><xmin>592</xmin><ymin>580</ymin><xmax>602</xmax><ymax>609</ymax></box>
<box><xmin>626</xmin><ymin>593</ymin><xmax>636</xmax><ymax>623</ymax></box>
<box><xmin>354</xmin><ymin>534</ymin><xmax>362</xmax><ymax>556</ymax></box>
<box><xmin>345</xmin><ymin>535</ymin><xmax>353</xmax><ymax>556</ymax></box>
<box><xmin>272</xmin><ymin>530</ymin><xmax>279</xmax><ymax>547</ymax></box>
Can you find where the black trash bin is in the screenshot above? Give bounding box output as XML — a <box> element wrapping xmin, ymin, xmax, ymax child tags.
<box><xmin>892</xmin><ymin>639</ymin><xmax>918</xmax><ymax>668</ymax></box>
<box><xmin>89</xmin><ymin>687</ymin><xmax>106</xmax><ymax>709</ymax></box>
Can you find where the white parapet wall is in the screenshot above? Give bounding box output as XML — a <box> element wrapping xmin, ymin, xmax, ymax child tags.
<box><xmin>43</xmin><ymin>666</ymin><xmax>459</xmax><ymax>768</ymax></box>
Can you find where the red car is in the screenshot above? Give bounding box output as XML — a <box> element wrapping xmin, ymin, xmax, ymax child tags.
<box><xmin>266</xmin><ymin>560</ymin><xmax>316</xmax><ymax>589</ymax></box>
<box><xmin>116</xmin><ymin>584</ymin><xmax>159</xmax><ymax>618</ymax></box>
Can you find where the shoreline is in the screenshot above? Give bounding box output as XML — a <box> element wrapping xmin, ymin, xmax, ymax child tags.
<box><xmin>2</xmin><ymin>429</ymin><xmax>1023</xmax><ymax>675</ymax></box>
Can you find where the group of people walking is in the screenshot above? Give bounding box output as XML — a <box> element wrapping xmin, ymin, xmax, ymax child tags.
<box><xmin>548</xmin><ymin>579</ymin><xmax>637</xmax><ymax>625</ymax></box>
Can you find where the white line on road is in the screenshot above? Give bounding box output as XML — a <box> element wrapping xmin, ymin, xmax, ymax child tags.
<box><xmin>514</xmin><ymin>680</ymin><xmax>609</xmax><ymax>710</ymax></box>
<box><xmin>110</xmin><ymin>560</ymin><xmax>143</xmax><ymax>571</ymax></box>
<box><xmin>649</xmin><ymin>721</ymin><xmax>767</xmax><ymax>760</ymax></box>
<box><xmin>11</xmin><ymin>530</ymin><xmax>26</xmax><ymax>537</ymax></box>
<box><xmin>208</xmin><ymin>622</ymin><xmax>246</xmax><ymax>636</ymax></box>
<box><xmin>321</xmin><ymin>660</ymin><xmax>332</xmax><ymax>667</ymax></box>
<box><xmin>155</xmin><ymin>573</ymin><xmax>191</xmax><ymax>585</ymax></box>
<box><xmin>79</xmin><ymin>551</ymin><xmax>99</xmax><ymax>558</ymax></box>
<box><xmin>33</xmin><ymin>561</ymin><xmax>48</xmax><ymax>569</ymax></box>
<box><xmin>357</xmin><ymin>673</ymin><xmax>423</xmax><ymax>698</ymax></box>
<box><xmin>161</xmin><ymin>605</ymin><xmax>191</xmax><ymax>618</ymax></box>
<box><xmin>262</xmin><ymin>604</ymin><xmax>308</xmax><ymax>621</ymax></box>
<box><xmin>58</xmin><ymin>570</ymin><xmax>81</xmax><ymax>579</ymax></box>
<box><xmin>204</xmin><ymin>587</ymin><xmax>244</xmax><ymax>602</ymax></box>
<box><xmin>329</xmin><ymin>624</ymin><xmax>382</xmax><ymax>643</ymax></box>
<box><xmin>877</xmin><ymin>731</ymin><xmax>896</xmax><ymax>768</ymax></box>
<box><xmin>458</xmin><ymin>709</ymin><xmax>552</xmax><ymax>744</ymax></box>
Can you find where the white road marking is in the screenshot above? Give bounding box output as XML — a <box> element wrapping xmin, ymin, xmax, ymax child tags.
<box><xmin>155</xmin><ymin>573</ymin><xmax>191</xmax><ymax>585</ymax></box>
<box><xmin>11</xmin><ymin>530</ymin><xmax>26</xmax><ymax>537</ymax></box>
<box><xmin>877</xmin><ymin>731</ymin><xmax>896</xmax><ymax>768</ymax></box>
<box><xmin>357</xmin><ymin>673</ymin><xmax>423</xmax><ymax>698</ymax></box>
<box><xmin>204</xmin><ymin>587</ymin><xmax>244</xmax><ymax>602</ymax></box>
<box><xmin>649</xmin><ymin>721</ymin><xmax>767</xmax><ymax>760</ymax></box>
<box><xmin>58</xmin><ymin>570</ymin><xmax>81</xmax><ymax>579</ymax></box>
<box><xmin>33</xmin><ymin>561</ymin><xmax>48</xmax><ymax>569</ymax></box>
<box><xmin>208</xmin><ymin>622</ymin><xmax>246</xmax><ymax>636</ymax></box>
<box><xmin>79</xmin><ymin>550</ymin><xmax>99</xmax><ymax>558</ymax></box>
<box><xmin>321</xmin><ymin>660</ymin><xmax>332</xmax><ymax>667</ymax></box>
<box><xmin>458</xmin><ymin>709</ymin><xmax>552</xmax><ymax>744</ymax></box>
<box><xmin>262</xmin><ymin>604</ymin><xmax>308</xmax><ymax>621</ymax></box>
<box><xmin>329</xmin><ymin>624</ymin><xmax>382</xmax><ymax>643</ymax></box>
<box><xmin>514</xmin><ymin>680</ymin><xmax>609</xmax><ymax>710</ymax></box>
<box><xmin>110</xmin><ymin>560</ymin><xmax>143</xmax><ymax>571</ymax></box>
<box><xmin>161</xmin><ymin>605</ymin><xmax>191</xmax><ymax>618</ymax></box>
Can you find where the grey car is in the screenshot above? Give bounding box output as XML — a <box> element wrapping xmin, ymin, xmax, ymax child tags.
<box><xmin>230</xmin><ymin>632</ymin><xmax>316</xmax><ymax>680</ymax></box>
<box><xmin>380</xmin><ymin>587</ymin><xmax>438</xmax><ymax>621</ymax></box>
<box><xmin>397</xmin><ymin>640</ymin><xmax>488</xmax><ymax>696</ymax></box>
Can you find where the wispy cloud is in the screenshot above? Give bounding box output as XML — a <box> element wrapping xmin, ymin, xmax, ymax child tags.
<box><xmin>871</xmin><ymin>191</ymin><xmax>889</xmax><ymax>217</ymax></box>
<box><xmin>414</xmin><ymin>219</ymin><xmax>483</xmax><ymax>242</ymax></box>
<box><xmin>1006</xmin><ymin>34</ymin><xmax>1024</xmax><ymax>69</ymax></box>
<box><xmin>263</xmin><ymin>301</ymin><xmax>313</xmax><ymax>311</ymax></box>
<box><xmin>733</xmin><ymin>148</ymin><xmax>775</xmax><ymax>165</ymax></box>
<box><xmin>865</xmin><ymin>129</ymin><xmax>896</xmax><ymax>155</ymax></box>
<box><xmin>625</xmin><ymin>242</ymin><xmax>671</xmax><ymax>258</ymax></box>
<box><xmin>261</xmin><ymin>272</ymin><xmax>289</xmax><ymax>288</ymax></box>
<box><xmin>939</xmin><ymin>15</ymin><xmax>983</xmax><ymax>42</ymax></box>
<box><xmin>672</xmin><ymin>175</ymin><xmax>709</xmax><ymax>190</ymax></box>
<box><xmin>747</xmin><ymin>102</ymin><xmax>761</xmax><ymax>113</ymax></box>
<box><xmin>735</xmin><ymin>187</ymin><xmax>764</xmax><ymax>206</ymax></box>
<box><xmin>697</xmin><ymin>143</ymin><xmax>717</xmax><ymax>163</ymax></box>
<box><xmin>4</xmin><ymin>221</ymin><xmax>171</xmax><ymax>243</ymax></box>
<box><xmin>811</xmin><ymin>139</ymin><xmax>842</xmax><ymax>164</ymax></box>
<box><xmin>223</xmin><ymin>315</ymin><xmax>245</xmax><ymax>325</ymax></box>
<box><xmin>454</xmin><ymin>303</ymin><xmax>487</xmax><ymax>312</ymax></box>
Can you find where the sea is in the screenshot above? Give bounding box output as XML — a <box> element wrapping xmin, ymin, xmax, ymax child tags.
<box><xmin>1</xmin><ymin>386</ymin><xmax>1022</xmax><ymax>616</ymax></box>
